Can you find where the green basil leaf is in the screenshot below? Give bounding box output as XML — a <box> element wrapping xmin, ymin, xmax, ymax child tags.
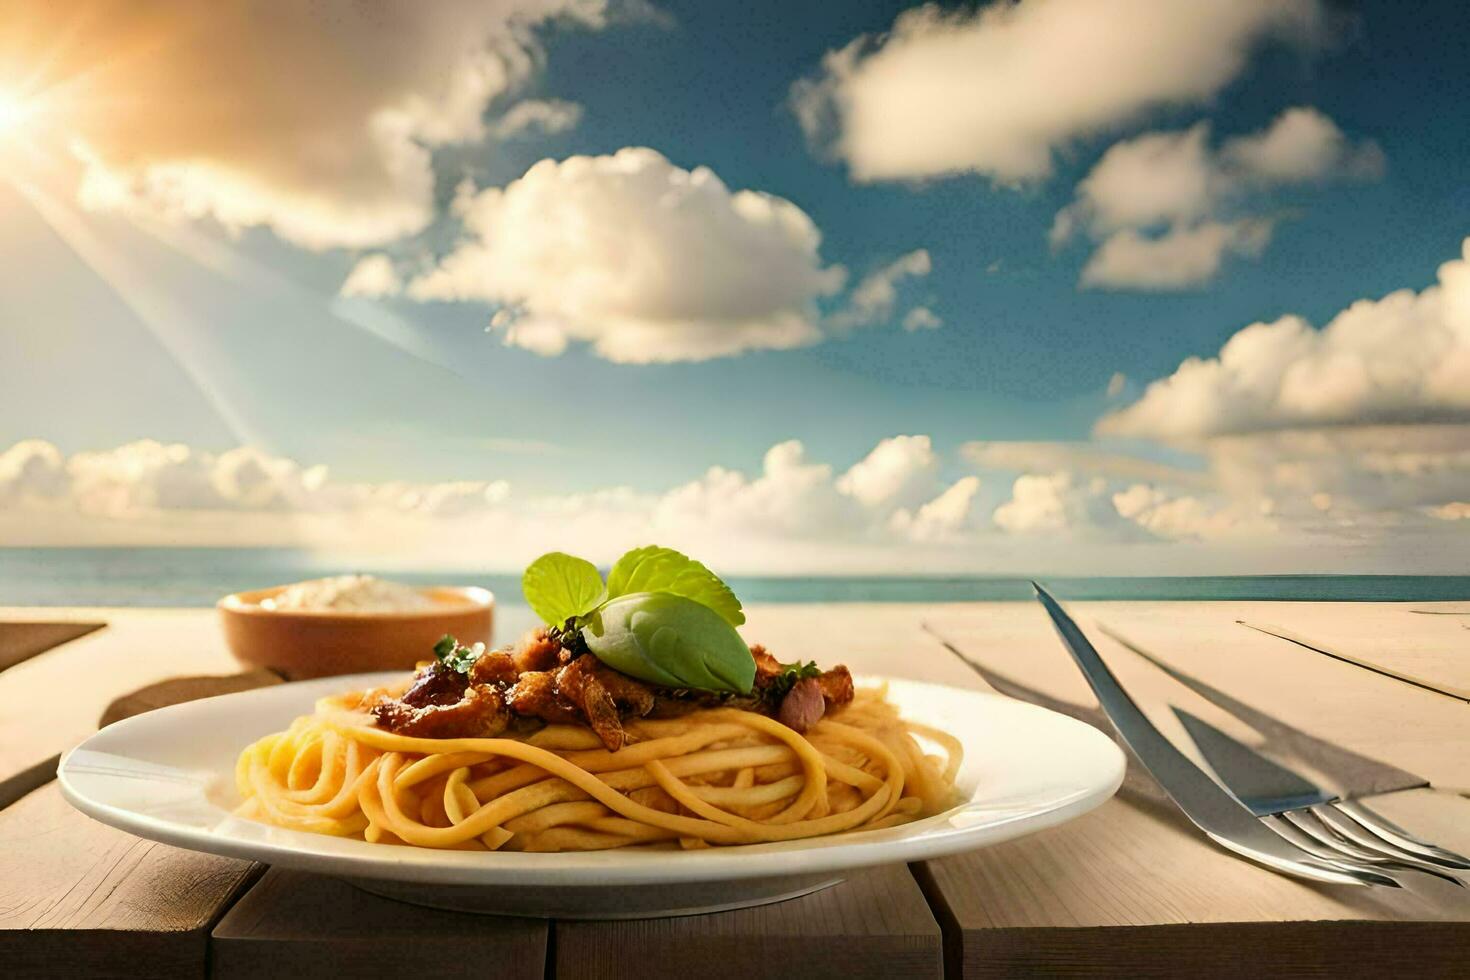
<box><xmin>581</xmin><ymin>592</ymin><xmax>755</xmax><ymax>694</ymax></box>
<box><xmin>605</xmin><ymin>545</ymin><xmax>744</xmax><ymax>626</ymax></box>
<box><xmin>522</xmin><ymin>552</ymin><xmax>605</xmax><ymax>627</ymax></box>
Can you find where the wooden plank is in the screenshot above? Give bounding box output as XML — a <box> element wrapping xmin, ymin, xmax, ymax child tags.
<box><xmin>553</xmin><ymin>865</ymin><xmax>941</xmax><ymax>980</ymax></box>
<box><xmin>0</xmin><ymin>782</ymin><xmax>259</xmax><ymax>980</ymax></box>
<box><xmin>918</xmin><ymin>789</ymin><xmax>1470</xmax><ymax>978</ymax></box>
<box><xmin>919</xmin><ymin>601</ymin><xmax>1470</xmax><ymax>975</ymax></box>
<box><xmin>1095</xmin><ymin>623</ymin><xmax>1429</xmax><ymax>799</ymax></box>
<box><xmin>926</xmin><ymin>917</ymin><xmax>1468</xmax><ymax>979</ymax></box>
<box><xmin>1241</xmin><ymin>620</ymin><xmax>1470</xmax><ymax>702</ymax></box>
<box><xmin>0</xmin><ymin>611</ymin><xmax>239</xmax><ymax>794</ymax></box>
<box><xmin>211</xmin><ymin>869</ymin><xmax>547</xmax><ymax>980</ymax></box>
<box><xmin>3</xmin><ymin>600</ymin><xmax>1467</xmax><ymax>979</ymax></box>
<box><xmin>0</xmin><ymin>620</ymin><xmax>104</xmax><ymax>672</ymax></box>
<box><xmin>924</xmin><ymin>601</ymin><xmax>1470</xmax><ymax>791</ymax></box>
<box><xmin>1244</xmin><ymin>602</ymin><xmax>1470</xmax><ymax>697</ymax></box>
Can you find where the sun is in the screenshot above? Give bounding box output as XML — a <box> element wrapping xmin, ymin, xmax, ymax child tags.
<box><xmin>0</xmin><ymin>89</ymin><xmax>38</xmax><ymax>138</ymax></box>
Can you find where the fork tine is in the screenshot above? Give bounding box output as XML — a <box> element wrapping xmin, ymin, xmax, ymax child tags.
<box><xmin>1313</xmin><ymin>804</ymin><xmax>1470</xmax><ymax>874</ymax></box>
<box><xmin>1262</xmin><ymin>815</ymin><xmax>1405</xmax><ymax>888</ymax></box>
<box><xmin>1329</xmin><ymin>800</ymin><xmax>1470</xmax><ymax>869</ymax></box>
<box><xmin>1205</xmin><ymin>829</ymin><xmax>1399</xmax><ymax>887</ymax></box>
<box><xmin>1281</xmin><ymin>811</ymin><xmax>1465</xmax><ymax>886</ymax></box>
<box><xmin>1030</xmin><ymin>584</ymin><xmax>1391</xmax><ymax>888</ymax></box>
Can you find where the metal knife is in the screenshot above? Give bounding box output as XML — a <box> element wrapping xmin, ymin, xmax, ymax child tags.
<box><xmin>1031</xmin><ymin>582</ymin><xmax>1389</xmax><ymax>886</ymax></box>
<box><xmin>1172</xmin><ymin>707</ymin><xmax>1334</xmax><ymax>816</ymax></box>
<box><xmin>1173</xmin><ymin>706</ymin><xmax>1469</xmax><ymax>880</ymax></box>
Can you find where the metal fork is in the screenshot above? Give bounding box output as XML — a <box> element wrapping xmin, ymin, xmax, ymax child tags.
<box><xmin>1172</xmin><ymin>706</ymin><xmax>1467</xmax><ymax>887</ymax></box>
<box><xmin>1030</xmin><ymin>582</ymin><xmax>1431</xmax><ymax>888</ymax></box>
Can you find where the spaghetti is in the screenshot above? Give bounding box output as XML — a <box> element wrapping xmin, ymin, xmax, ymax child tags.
<box><xmin>234</xmin><ymin>684</ymin><xmax>962</xmax><ymax>852</ymax></box>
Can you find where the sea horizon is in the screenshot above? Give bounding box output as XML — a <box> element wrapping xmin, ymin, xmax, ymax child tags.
<box><xmin>4</xmin><ymin>547</ymin><xmax>1468</xmax><ymax>608</ymax></box>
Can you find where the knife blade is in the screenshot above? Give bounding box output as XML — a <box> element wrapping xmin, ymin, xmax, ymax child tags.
<box><xmin>1030</xmin><ymin>582</ymin><xmax>1386</xmax><ymax>886</ymax></box>
<box><xmin>1172</xmin><ymin>707</ymin><xmax>1336</xmax><ymax>816</ymax></box>
<box><xmin>1174</xmin><ymin>706</ymin><xmax>1470</xmax><ymax>882</ymax></box>
<box><xmin>1098</xmin><ymin>623</ymin><xmax>1429</xmax><ymax>799</ymax></box>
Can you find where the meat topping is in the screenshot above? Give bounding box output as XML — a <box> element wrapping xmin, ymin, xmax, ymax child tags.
<box><xmin>468</xmin><ymin>649</ymin><xmax>519</xmax><ymax>687</ymax></box>
<box><xmin>400</xmin><ymin>661</ymin><xmax>469</xmax><ymax>708</ymax></box>
<box><xmin>372</xmin><ymin>683</ymin><xmax>508</xmax><ymax>739</ymax></box>
<box><xmin>507</xmin><ymin>669</ymin><xmax>583</xmax><ymax>726</ymax></box>
<box><xmin>368</xmin><ymin>633</ymin><xmax>852</xmax><ymax>748</ymax></box>
<box><xmin>777</xmin><ymin>676</ymin><xmax>826</xmax><ymax>733</ymax></box>
<box><xmin>816</xmin><ymin>665</ymin><xmax>854</xmax><ymax>707</ymax></box>
<box><xmin>511</xmin><ymin>628</ymin><xmax>566</xmax><ymax>674</ymax></box>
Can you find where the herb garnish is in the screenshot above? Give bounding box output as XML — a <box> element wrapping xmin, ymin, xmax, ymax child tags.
<box><xmin>521</xmin><ymin>545</ymin><xmax>744</xmax><ymax>630</ymax></box>
<box><xmin>768</xmin><ymin>660</ymin><xmax>823</xmax><ymax>698</ymax></box>
<box><xmin>520</xmin><ymin>545</ymin><xmax>754</xmax><ymax>694</ymax></box>
<box><xmin>432</xmin><ymin>634</ymin><xmax>482</xmax><ymax>674</ymax></box>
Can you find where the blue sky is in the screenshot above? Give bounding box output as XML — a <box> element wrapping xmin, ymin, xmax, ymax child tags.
<box><xmin>2</xmin><ymin>0</ymin><xmax>1469</xmax><ymax>572</ymax></box>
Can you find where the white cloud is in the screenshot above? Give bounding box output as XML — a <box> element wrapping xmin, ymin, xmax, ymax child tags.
<box><xmin>0</xmin><ymin>435</ymin><xmax>961</xmax><ymax>565</ymax></box>
<box><xmin>0</xmin><ymin>439</ymin><xmax>68</xmax><ymax>500</ymax></box>
<box><xmin>993</xmin><ymin>471</ymin><xmax>1125</xmax><ymax>535</ymax></box>
<box><xmin>7</xmin><ymin>435</ymin><xmax>1470</xmax><ymax>574</ymax></box>
<box><xmin>1221</xmin><ymin>107</ymin><xmax>1386</xmax><ymax>183</ymax></box>
<box><xmin>1099</xmin><ymin>237</ymin><xmax>1470</xmax><ymax>438</ymax></box>
<box><xmin>1081</xmin><ymin>220</ymin><xmax>1273</xmax><ymax>290</ymax></box>
<box><xmin>63</xmin><ymin>441</ymin><xmax>315</xmax><ymax>515</ymax></box>
<box><xmin>13</xmin><ymin>439</ymin><xmax>512</xmax><ymax>519</ymax></box>
<box><xmin>989</xmin><ymin>468</ymin><xmax>1242</xmax><ymax>541</ymax></box>
<box><xmin>836</xmin><ymin>435</ymin><xmax>940</xmax><ymax>510</ymax></box>
<box><xmin>791</xmin><ymin>0</ymin><xmax>1321</xmax><ymax>184</ymax></box>
<box><xmin>1202</xmin><ymin>427</ymin><xmax>1470</xmax><ymax>520</ymax></box>
<box><xmin>902</xmin><ymin>307</ymin><xmax>942</xmax><ymax>332</ymax></box>
<box><xmin>409</xmin><ymin>148</ymin><xmax>846</xmax><ymax>362</ymax></box>
<box><xmin>831</xmin><ymin>250</ymin><xmax>933</xmax><ymax>331</ymax></box>
<box><xmin>26</xmin><ymin>1</ymin><xmax>618</xmax><ymax>249</ymax></box>
<box><xmin>1112</xmin><ymin>483</ymin><xmax>1238</xmax><ymax>539</ymax></box>
<box><xmin>890</xmin><ymin>476</ymin><xmax>983</xmax><ymax>542</ymax></box>
<box><xmin>340</xmin><ymin>254</ymin><xmax>404</xmax><ymax>299</ymax></box>
<box><xmin>490</xmin><ymin>98</ymin><xmax>585</xmax><ymax>139</ymax></box>
<box><xmin>1054</xmin><ymin>109</ymin><xmax>1382</xmax><ymax>290</ymax></box>
<box><xmin>962</xmin><ymin>440</ymin><xmax>1210</xmax><ymax>488</ymax></box>
<box><xmin>1052</xmin><ymin>124</ymin><xmax>1220</xmax><ymax>243</ymax></box>
<box><xmin>655</xmin><ymin>440</ymin><xmax>860</xmax><ymax>537</ymax></box>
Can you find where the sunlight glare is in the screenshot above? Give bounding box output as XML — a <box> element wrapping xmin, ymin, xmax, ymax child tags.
<box><xmin>0</xmin><ymin>89</ymin><xmax>37</xmax><ymax>138</ymax></box>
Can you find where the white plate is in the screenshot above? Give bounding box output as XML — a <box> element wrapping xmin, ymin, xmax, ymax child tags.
<box><xmin>59</xmin><ymin>672</ymin><xmax>1124</xmax><ymax>918</ymax></box>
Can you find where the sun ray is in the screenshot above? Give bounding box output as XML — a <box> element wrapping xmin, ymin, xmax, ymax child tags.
<box><xmin>4</xmin><ymin>171</ymin><xmax>265</xmax><ymax>449</ymax></box>
<box><xmin>115</xmin><ymin>206</ymin><xmax>472</xmax><ymax>381</ymax></box>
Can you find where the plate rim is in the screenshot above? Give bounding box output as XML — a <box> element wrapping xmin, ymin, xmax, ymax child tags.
<box><xmin>58</xmin><ymin>672</ymin><xmax>1125</xmax><ymax>887</ymax></box>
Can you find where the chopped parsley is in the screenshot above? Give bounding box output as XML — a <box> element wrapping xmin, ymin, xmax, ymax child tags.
<box><xmin>433</xmin><ymin>634</ymin><xmax>482</xmax><ymax>674</ymax></box>
<box><xmin>768</xmin><ymin>660</ymin><xmax>823</xmax><ymax>698</ymax></box>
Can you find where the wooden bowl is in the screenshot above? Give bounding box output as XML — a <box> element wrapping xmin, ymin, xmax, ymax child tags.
<box><xmin>218</xmin><ymin>585</ymin><xmax>494</xmax><ymax>680</ymax></box>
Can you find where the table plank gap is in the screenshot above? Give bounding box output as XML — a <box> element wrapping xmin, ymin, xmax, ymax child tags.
<box><xmin>1240</xmin><ymin>620</ymin><xmax>1470</xmax><ymax>702</ymax></box>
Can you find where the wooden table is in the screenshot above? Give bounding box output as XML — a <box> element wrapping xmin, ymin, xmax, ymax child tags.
<box><xmin>2</xmin><ymin>600</ymin><xmax>1467</xmax><ymax>978</ymax></box>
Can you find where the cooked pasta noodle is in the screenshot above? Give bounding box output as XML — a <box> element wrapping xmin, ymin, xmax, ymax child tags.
<box><xmin>235</xmin><ymin>684</ymin><xmax>961</xmax><ymax>851</ymax></box>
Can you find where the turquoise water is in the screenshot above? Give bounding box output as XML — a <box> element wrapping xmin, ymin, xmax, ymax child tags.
<box><xmin>3</xmin><ymin>548</ymin><xmax>1468</xmax><ymax>607</ymax></box>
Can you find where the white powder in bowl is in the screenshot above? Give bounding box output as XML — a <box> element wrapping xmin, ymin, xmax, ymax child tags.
<box><xmin>261</xmin><ymin>575</ymin><xmax>433</xmax><ymax>612</ymax></box>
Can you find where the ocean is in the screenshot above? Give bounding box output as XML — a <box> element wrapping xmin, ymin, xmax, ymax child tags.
<box><xmin>3</xmin><ymin>548</ymin><xmax>1469</xmax><ymax>608</ymax></box>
